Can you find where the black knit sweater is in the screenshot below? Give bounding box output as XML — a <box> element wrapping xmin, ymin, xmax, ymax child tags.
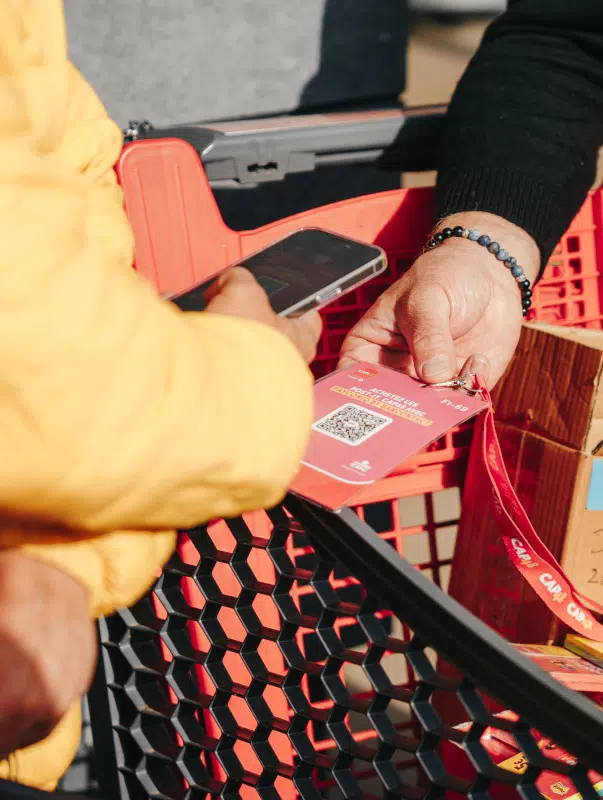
<box><xmin>436</xmin><ymin>0</ymin><xmax>603</xmax><ymax>273</ymax></box>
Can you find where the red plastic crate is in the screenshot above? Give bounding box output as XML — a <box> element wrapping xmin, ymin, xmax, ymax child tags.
<box><xmin>118</xmin><ymin>134</ymin><xmax>603</xmax><ymax>597</ymax></box>
<box><xmin>526</xmin><ymin>192</ymin><xmax>603</xmax><ymax>328</ymax></box>
<box><xmin>118</xmin><ymin>139</ymin><xmax>603</xmax><ymax>792</ymax></box>
<box><xmin>119</xmin><ymin>139</ymin><xmax>603</xmax><ymax>497</ymax></box>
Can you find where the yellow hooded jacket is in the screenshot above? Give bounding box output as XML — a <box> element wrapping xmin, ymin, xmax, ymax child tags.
<box><xmin>0</xmin><ymin>0</ymin><xmax>313</xmax><ymax>790</ymax></box>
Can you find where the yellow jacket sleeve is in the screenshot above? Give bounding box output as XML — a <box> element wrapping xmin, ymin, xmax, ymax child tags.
<box><xmin>0</xmin><ymin>702</ymin><xmax>82</xmax><ymax>792</ymax></box>
<box><xmin>0</xmin><ymin>9</ymin><xmax>314</xmax><ymax>543</ymax></box>
<box><xmin>0</xmin><ymin>3</ymin><xmax>314</xmax><ymax>792</ymax></box>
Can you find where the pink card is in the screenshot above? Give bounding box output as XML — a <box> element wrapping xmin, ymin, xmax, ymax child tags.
<box><xmin>291</xmin><ymin>362</ymin><xmax>489</xmax><ymax>510</ymax></box>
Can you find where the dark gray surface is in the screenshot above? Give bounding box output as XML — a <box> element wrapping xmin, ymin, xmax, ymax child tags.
<box><xmin>65</xmin><ymin>0</ymin><xmax>409</xmax><ymax>128</ymax></box>
<box><xmin>65</xmin><ymin>1</ymin><xmax>410</xmax><ymax>227</ymax></box>
<box><xmin>58</xmin><ymin>699</ymin><xmax>98</xmax><ymax>796</ymax></box>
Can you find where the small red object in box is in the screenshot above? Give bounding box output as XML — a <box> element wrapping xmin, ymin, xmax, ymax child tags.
<box><xmin>444</xmin><ymin>710</ymin><xmax>603</xmax><ymax>800</ymax></box>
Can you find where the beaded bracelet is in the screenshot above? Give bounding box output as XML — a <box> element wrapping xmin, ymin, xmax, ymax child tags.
<box><xmin>425</xmin><ymin>225</ymin><xmax>533</xmax><ymax>316</ymax></box>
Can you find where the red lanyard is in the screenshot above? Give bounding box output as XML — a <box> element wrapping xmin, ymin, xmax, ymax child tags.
<box><xmin>476</xmin><ymin>378</ymin><xmax>603</xmax><ymax>639</ymax></box>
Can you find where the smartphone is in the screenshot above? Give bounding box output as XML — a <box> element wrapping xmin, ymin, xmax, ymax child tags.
<box><xmin>168</xmin><ymin>228</ymin><xmax>387</xmax><ymax>317</ymax></box>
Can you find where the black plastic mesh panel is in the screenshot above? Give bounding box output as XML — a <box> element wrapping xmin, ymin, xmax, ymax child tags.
<box><xmin>89</xmin><ymin>498</ymin><xmax>603</xmax><ymax>800</ymax></box>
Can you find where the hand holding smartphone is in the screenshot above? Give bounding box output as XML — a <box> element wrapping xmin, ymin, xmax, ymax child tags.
<box><xmin>168</xmin><ymin>228</ymin><xmax>387</xmax><ymax>317</ymax></box>
<box><xmin>201</xmin><ymin>267</ymin><xmax>323</xmax><ymax>363</ymax></box>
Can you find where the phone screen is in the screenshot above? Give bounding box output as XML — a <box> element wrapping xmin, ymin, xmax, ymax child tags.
<box><xmin>170</xmin><ymin>229</ymin><xmax>384</xmax><ymax>315</ymax></box>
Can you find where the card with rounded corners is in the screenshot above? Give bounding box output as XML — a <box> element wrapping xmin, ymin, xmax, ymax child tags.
<box><xmin>291</xmin><ymin>362</ymin><xmax>490</xmax><ymax>510</ymax></box>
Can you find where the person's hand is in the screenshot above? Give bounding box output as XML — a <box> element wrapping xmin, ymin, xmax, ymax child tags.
<box><xmin>204</xmin><ymin>267</ymin><xmax>322</xmax><ymax>363</ymax></box>
<box><xmin>0</xmin><ymin>552</ymin><xmax>96</xmax><ymax>756</ymax></box>
<box><xmin>338</xmin><ymin>212</ymin><xmax>540</xmax><ymax>389</ymax></box>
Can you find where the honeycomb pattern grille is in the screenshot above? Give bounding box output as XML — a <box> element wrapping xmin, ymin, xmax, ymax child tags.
<box><xmin>90</xmin><ymin>499</ymin><xmax>603</xmax><ymax>800</ymax></box>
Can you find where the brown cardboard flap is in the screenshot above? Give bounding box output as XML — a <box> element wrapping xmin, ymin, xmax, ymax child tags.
<box><xmin>527</xmin><ymin>321</ymin><xmax>603</xmax><ymax>351</ymax></box>
<box><xmin>562</xmin><ymin>455</ymin><xmax>603</xmax><ymax>605</ymax></box>
<box><xmin>450</xmin><ymin>422</ymin><xmax>580</xmax><ymax>644</ymax></box>
<box><xmin>588</xmin><ymin>418</ymin><xmax>603</xmax><ymax>455</ymax></box>
<box><xmin>494</xmin><ymin>424</ymin><xmax>579</xmax><ymax>558</ymax></box>
<box><xmin>493</xmin><ymin>323</ymin><xmax>603</xmax><ymax>452</ymax></box>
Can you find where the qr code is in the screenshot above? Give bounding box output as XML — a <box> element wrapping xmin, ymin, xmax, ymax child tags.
<box><xmin>312</xmin><ymin>403</ymin><xmax>393</xmax><ymax>446</ymax></box>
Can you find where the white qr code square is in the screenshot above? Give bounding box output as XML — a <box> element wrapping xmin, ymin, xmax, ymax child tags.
<box><xmin>312</xmin><ymin>403</ymin><xmax>393</xmax><ymax>446</ymax></box>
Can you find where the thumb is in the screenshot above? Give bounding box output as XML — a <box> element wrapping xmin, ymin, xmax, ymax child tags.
<box><xmin>397</xmin><ymin>283</ymin><xmax>456</xmax><ymax>383</ymax></box>
<box><xmin>280</xmin><ymin>312</ymin><xmax>323</xmax><ymax>364</ymax></box>
<box><xmin>204</xmin><ymin>266</ymin><xmax>256</xmax><ymax>302</ymax></box>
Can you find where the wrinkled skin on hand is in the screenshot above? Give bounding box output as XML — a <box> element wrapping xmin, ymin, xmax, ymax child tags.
<box><xmin>339</xmin><ymin>212</ymin><xmax>540</xmax><ymax>390</ymax></box>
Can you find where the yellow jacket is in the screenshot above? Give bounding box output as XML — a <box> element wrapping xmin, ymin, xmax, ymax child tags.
<box><xmin>0</xmin><ymin>0</ymin><xmax>313</xmax><ymax>790</ymax></box>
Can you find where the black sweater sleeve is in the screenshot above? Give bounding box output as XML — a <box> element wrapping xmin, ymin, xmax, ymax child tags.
<box><xmin>436</xmin><ymin>0</ymin><xmax>603</xmax><ymax>272</ymax></box>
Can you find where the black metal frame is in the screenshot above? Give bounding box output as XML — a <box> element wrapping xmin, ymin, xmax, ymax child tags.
<box><xmin>88</xmin><ymin>496</ymin><xmax>603</xmax><ymax>799</ymax></box>
<box><xmin>125</xmin><ymin>105</ymin><xmax>445</xmax><ymax>185</ymax></box>
<box><xmin>287</xmin><ymin>497</ymin><xmax>603</xmax><ymax>771</ymax></box>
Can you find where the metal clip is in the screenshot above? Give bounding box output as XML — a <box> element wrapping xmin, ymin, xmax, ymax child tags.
<box><xmin>123</xmin><ymin>120</ymin><xmax>153</xmax><ymax>142</ymax></box>
<box><xmin>431</xmin><ymin>373</ymin><xmax>482</xmax><ymax>396</ymax></box>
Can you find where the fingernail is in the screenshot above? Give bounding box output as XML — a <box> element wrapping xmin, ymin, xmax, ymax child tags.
<box><xmin>463</xmin><ymin>354</ymin><xmax>490</xmax><ymax>381</ymax></box>
<box><xmin>422</xmin><ymin>354</ymin><xmax>452</xmax><ymax>379</ymax></box>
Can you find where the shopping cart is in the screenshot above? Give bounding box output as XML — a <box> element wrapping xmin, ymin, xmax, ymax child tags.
<box><xmin>87</xmin><ymin>499</ymin><xmax>603</xmax><ymax>799</ymax></box>
<box><xmin>78</xmin><ymin>107</ymin><xmax>603</xmax><ymax>798</ymax></box>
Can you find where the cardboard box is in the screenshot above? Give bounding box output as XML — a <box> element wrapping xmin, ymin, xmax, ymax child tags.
<box><xmin>449</xmin><ymin>323</ymin><xmax>603</xmax><ymax>644</ymax></box>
